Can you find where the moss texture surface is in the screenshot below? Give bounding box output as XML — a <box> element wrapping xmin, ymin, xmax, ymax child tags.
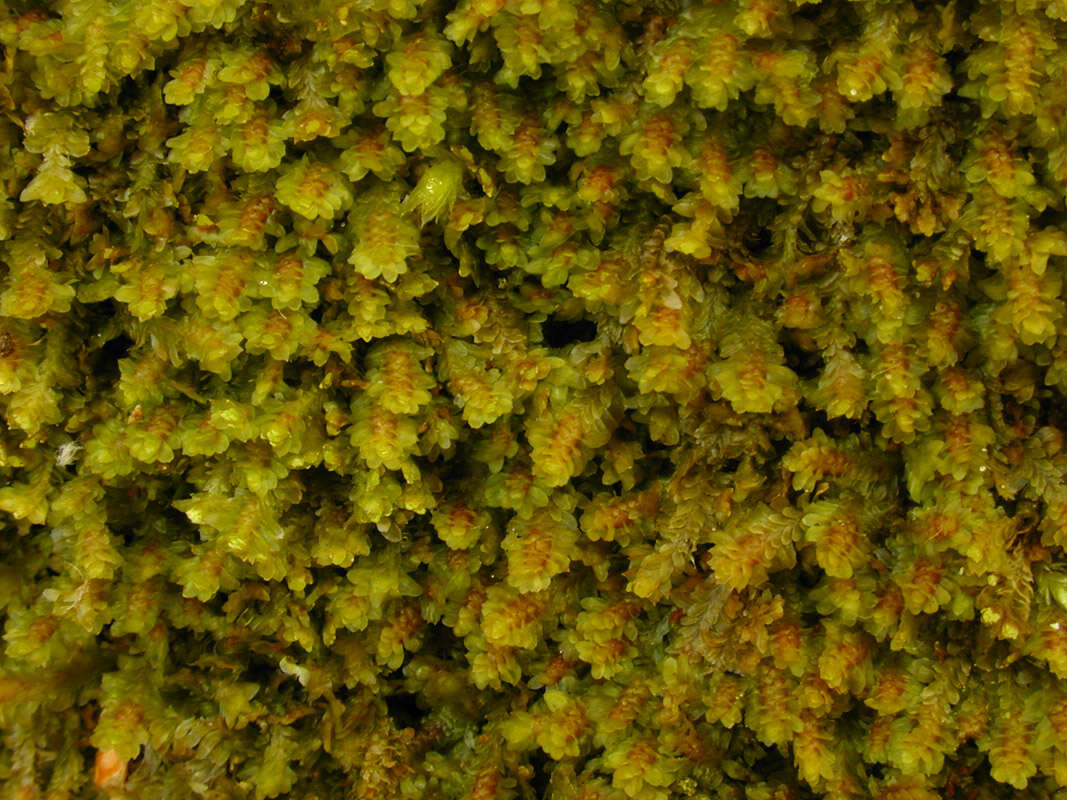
<box><xmin>4</xmin><ymin>0</ymin><xmax>1067</xmax><ymax>798</ymax></box>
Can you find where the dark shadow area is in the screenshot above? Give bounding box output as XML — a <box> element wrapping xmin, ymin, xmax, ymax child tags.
<box><xmin>384</xmin><ymin>691</ymin><xmax>428</xmax><ymax>730</ymax></box>
<box><xmin>96</xmin><ymin>331</ymin><xmax>134</xmax><ymax>370</ymax></box>
<box><xmin>744</xmin><ymin>226</ymin><xmax>773</xmax><ymax>257</ymax></box>
<box><xmin>781</xmin><ymin>335</ymin><xmax>825</xmax><ymax>381</ymax></box>
<box><xmin>525</xmin><ymin>750</ymin><xmax>552</xmax><ymax>799</ymax></box>
<box><xmin>542</xmin><ymin>314</ymin><xmax>597</xmax><ymax>348</ymax></box>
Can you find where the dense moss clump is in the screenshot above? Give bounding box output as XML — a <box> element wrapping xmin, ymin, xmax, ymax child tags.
<box><xmin>4</xmin><ymin>0</ymin><xmax>1067</xmax><ymax>797</ymax></box>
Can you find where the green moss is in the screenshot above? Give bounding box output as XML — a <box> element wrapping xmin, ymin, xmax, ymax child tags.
<box><xmin>3</xmin><ymin>0</ymin><xmax>1067</xmax><ymax>798</ymax></box>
